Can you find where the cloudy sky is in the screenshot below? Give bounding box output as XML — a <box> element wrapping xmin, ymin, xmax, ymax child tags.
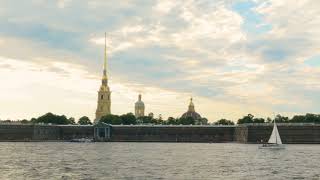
<box><xmin>0</xmin><ymin>0</ymin><xmax>319</xmax><ymax>122</ymax></box>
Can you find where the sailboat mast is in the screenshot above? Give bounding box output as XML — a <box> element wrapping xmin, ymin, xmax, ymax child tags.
<box><xmin>275</xmin><ymin>119</ymin><xmax>278</xmax><ymax>144</ymax></box>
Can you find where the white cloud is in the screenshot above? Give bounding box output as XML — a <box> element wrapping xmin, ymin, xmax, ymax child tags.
<box><xmin>255</xmin><ymin>0</ymin><xmax>320</xmax><ymax>59</ymax></box>
<box><xmin>153</xmin><ymin>0</ymin><xmax>178</xmax><ymax>15</ymax></box>
<box><xmin>89</xmin><ymin>1</ymin><xmax>245</xmax><ymax>55</ymax></box>
<box><xmin>178</xmin><ymin>3</ymin><xmax>245</xmax><ymax>43</ymax></box>
<box><xmin>1</xmin><ymin>0</ymin><xmax>320</xmax><ymax>122</ymax></box>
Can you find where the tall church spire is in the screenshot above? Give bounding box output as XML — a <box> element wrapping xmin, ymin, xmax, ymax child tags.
<box><xmin>103</xmin><ymin>32</ymin><xmax>107</xmax><ymax>77</ymax></box>
<box><xmin>95</xmin><ymin>32</ymin><xmax>111</xmax><ymax>123</ymax></box>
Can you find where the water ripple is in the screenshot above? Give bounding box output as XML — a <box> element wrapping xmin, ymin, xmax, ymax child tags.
<box><xmin>0</xmin><ymin>143</ymin><xmax>319</xmax><ymax>179</ymax></box>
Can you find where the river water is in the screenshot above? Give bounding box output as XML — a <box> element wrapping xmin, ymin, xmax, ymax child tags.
<box><xmin>0</xmin><ymin>142</ymin><xmax>319</xmax><ymax>180</ymax></box>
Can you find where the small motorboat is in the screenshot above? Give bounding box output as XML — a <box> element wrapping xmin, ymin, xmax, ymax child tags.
<box><xmin>70</xmin><ymin>138</ymin><xmax>93</xmax><ymax>143</ymax></box>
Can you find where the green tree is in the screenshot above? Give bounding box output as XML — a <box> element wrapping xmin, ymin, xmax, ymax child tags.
<box><xmin>156</xmin><ymin>114</ymin><xmax>164</xmax><ymax>124</ymax></box>
<box><xmin>167</xmin><ymin>117</ymin><xmax>177</xmax><ymax>125</ymax></box>
<box><xmin>274</xmin><ymin>114</ymin><xmax>289</xmax><ymax>123</ymax></box>
<box><xmin>215</xmin><ymin>119</ymin><xmax>234</xmax><ymax>125</ymax></box>
<box><xmin>68</xmin><ymin>117</ymin><xmax>76</xmax><ymax>125</ymax></box>
<box><xmin>291</xmin><ymin>115</ymin><xmax>305</xmax><ymax>123</ymax></box>
<box><xmin>78</xmin><ymin>116</ymin><xmax>92</xmax><ymax>125</ymax></box>
<box><xmin>304</xmin><ymin>113</ymin><xmax>320</xmax><ymax>123</ymax></box>
<box><xmin>266</xmin><ymin>117</ymin><xmax>272</xmax><ymax>123</ymax></box>
<box><xmin>198</xmin><ymin>118</ymin><xmax>208</xmax><ymax>125</ymax></box>
<box><xmin>30</xmin><ymin>118</ymin><xmax>37</xmax><ymax>123</ymax></box>
<box><xmin>253</xmin><ymin>118</ymin><xmax>265</xmax><ymax>123</ymax></box>
<box><xmin>20</xmin><ymin>119</ymin><xmax>29</xmax><ymax>124</ymax></box>
<box><xmin>237</xmin><ymin>114</ymin><xmax>254</xmax><ymax>124</ymax></box>
<box><xmin>178</xmin><ymin>117</ymin><xmax>195</xmax><ymax>125</ymax></box>
<box><xmin>100</xmin><ymin>114</ymin><xmax>122</xmax><ymax>124</ymax></box>
<box><xmin>140</xmin><ymin>116</ymin><xmax>161</xmax><ymax>124</ymax></box>
<box><xmin>290</xmin><ymin>114</ymin><xmax>320</xmax><ymax>123</ymax></box>
<box><xmin>137</xmin><ymin>116</ymin><xmax>154</xmax><ymax>124</ymax></box>
<box><xmin>34</xmin><ymin>112</ymin><xmax>70</xmax><ymax>124</ymax></box>
<box><xmin>120</xmin><ymin>113</ymin><xmax>136</xmax><ymax>125</ymax></box>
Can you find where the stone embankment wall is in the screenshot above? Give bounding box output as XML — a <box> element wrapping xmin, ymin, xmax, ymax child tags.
<box><xmin>233</xmin><ymin>126</ymin><xmax>248</xmax><ymax>143</ymax></box>
<box><xmin>0</xmin><ymin>123</ymin><xmax>319</xmax><ymax>143</ymax></box>
<box><xmin>246</xmin><ymin>124</ymin><xmax>320</xmax><ymax>144</ymax></box>
<box><xmin>0</xmin><ymin>124</ymin><xmax>34</xmax><ymax>141</ymax></box>
<box><xmin>109</xmin><ymin>125</ymin><xmax>235</xmax><ymax>142</ymax></box>
<box><xmin>0</xmin><ymin>124</ymin><xmax>93</xmax><ymax>141</ymax></box>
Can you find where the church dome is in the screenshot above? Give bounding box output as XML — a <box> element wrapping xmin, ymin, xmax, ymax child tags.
<box><xmin>135</xmin><ymin>101</ymin><xmax>145</xmax><ymax>107</ymax></box>
<box><xmin>181</xmin><ymin>98</ymin><xmax>201</xmax><ymax>120</ymax></box>
<box><xmin>135</xmin><ymin>94</ymin><xmax>145</xmax><ymax>107</ymax></box>
<box><xmin>181</xmin><ymin>111</ymin><xmax>201</xmax><ymax>120</ymax></box>
<box><xmin>135</xmin><ymin>94</ymin><xmax>145</xmax><ymax>118</ymax></box>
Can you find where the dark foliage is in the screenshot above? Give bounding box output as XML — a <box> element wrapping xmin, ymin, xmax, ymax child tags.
<box><xmin>78</xmin><ymin>116</ymin><xmax>92</xmax><ymax>125</ymax></box>
<box><xmin>31</xmin><ymin>112</ymin><xmax>74</xmax><ymax>125</ymax></box>
<box><xmin>215</xmin><ymin>119</ymin><xmax>235</xmax><ymax>125</ymax></box>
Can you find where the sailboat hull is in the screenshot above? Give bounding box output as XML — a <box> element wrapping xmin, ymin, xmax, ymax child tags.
<box><xmin>259</xmin><ymin>144</ymin><xmax>285</xmax><ymax>149</ymax></box>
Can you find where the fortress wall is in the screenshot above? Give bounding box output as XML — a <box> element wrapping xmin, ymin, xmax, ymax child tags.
<box><xmin>60</xmin><ymin>125</ymin><xmax>93</xmax><ymax>140</ymax></box>
<box><xmin>33</xmin><ymin>125</ymin><xmax>60</xmax><ymax>140</ymax></box>
<box><xmin>110</xmin><ymin>126</ymin><xmax>235</xmax><ymax>142</ymax></box>
<box><xmin>0</xmin><ymin>124</ymin><xmax>320</xmax><ymax>143</ymax></box>
<box><xmin>233</xmin><ymin>126</ymin><xmax>248</xmax><ymax>143</ymax></box>
<box><xmin>246</xmin><ymin>124</ymin><xmax>320</xmax><ymax>144</ymax></box>
<box><xmin>0</xmin><ymin>124</ymin><xmax>94</xmax><ymax>141</ymax></box>
<box><xmin>0</xmin><ymin>124</ymin><xmax>34</xmax><ymax>141</ymax></box>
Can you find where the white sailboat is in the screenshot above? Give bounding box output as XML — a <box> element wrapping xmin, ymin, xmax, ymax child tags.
<box><xmin>259</xmin><ymin>120</ymin><xmax>285</xmax><ymax>149</ymax></box>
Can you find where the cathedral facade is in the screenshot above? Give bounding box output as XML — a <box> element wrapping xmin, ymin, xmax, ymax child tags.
<box><xmin>95</xmin><ymin>33</ymin><xmax>111</xmax><ymax>123</ymax></box>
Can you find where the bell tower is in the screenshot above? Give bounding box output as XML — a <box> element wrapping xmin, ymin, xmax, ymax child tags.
<box><xmin>135</xmin><ymin>94</ymin><xmax>145</xmax><ymax>118</ymax></box>
<box><xmin>95</xmin><ymin>33</ymin><xmax>111</xmax><ymax>123</ymax></box>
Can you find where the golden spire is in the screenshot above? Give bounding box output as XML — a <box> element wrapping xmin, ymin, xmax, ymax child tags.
<box><xmin>188</xmin><ymin>97</ymin><xmax>195</xmax><ymax>112</ymax></box>
<box><xmin>103</xmin><ymin>32</ymin><xmax>107</xmax><ymax>77</ymax></box>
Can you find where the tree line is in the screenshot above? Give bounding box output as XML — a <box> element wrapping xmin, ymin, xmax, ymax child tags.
<box><xmin>99</xmin><ymin>114</ymin><xmax>208</xmax><ymax>125</ymax></box>
<box><xmin>235</xmin><ymin>113</ymin><xmax>320</xmax><ymax>124</ymax></box>
<box><xmin>0</xmin><ymin>112</ymin><xmax>92</xmax><ymax>125</ymax></box>
<box><xmin>0</xmin><ymin>112</ymin><xmax>208</xmax><ymax>125</ymax></box>
<box><xmin>1</xmin><ymin>112</ymin><xmax>319</xmax><ymax>125</ymax></box>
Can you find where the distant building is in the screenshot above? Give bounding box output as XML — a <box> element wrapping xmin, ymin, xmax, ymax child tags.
<box><xmin>181</xmin><ymin>98</ymin><xmax>202</xmax><ymax>120</ymax></box>
<box><xmin>135</xmin><ymin>94</ymin><xmax>145</xmax><ymax>118</ymax></box>
<box><xmin>95</xmin><ymin>33</ymin><xmax>111</xmax><ymax>123</ymax></box>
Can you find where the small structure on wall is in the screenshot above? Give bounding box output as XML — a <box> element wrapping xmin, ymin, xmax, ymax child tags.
<box><xmin>93</xmin><ymin>122</ymin><xmax>111</xmax><ymax>141</ymax></box>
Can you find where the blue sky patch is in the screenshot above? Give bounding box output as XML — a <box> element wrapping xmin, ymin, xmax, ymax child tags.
<box><xmin>232</xmin><ymin>1</ymin><xmax>272</xmax><ymax>34</ymax></box>
<box><xmin>305</xmin><ymin>55</ymin><xmax>320</xmax><ymax>67</ymax></box>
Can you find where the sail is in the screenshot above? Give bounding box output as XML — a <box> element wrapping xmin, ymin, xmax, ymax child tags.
<box><xmin>268</xmin><ymin>121</ymin><xmax>282</xmax><ymax>144</ymax></box>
